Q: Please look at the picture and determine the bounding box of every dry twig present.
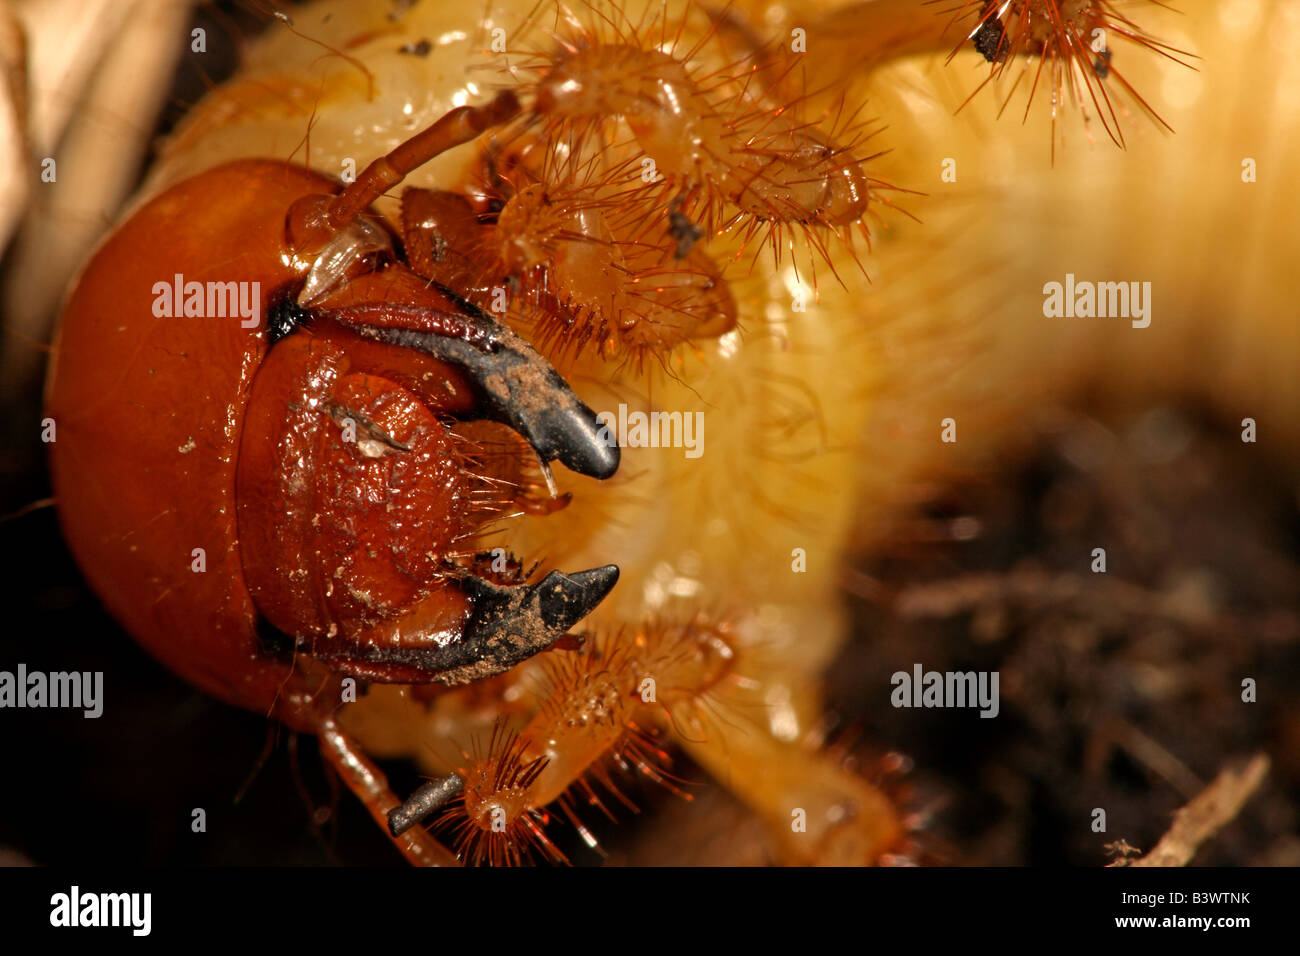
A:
[1112,753,1270,867]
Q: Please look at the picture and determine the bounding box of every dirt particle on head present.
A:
[505,361,574,416]
[973,17,1006,63]
[668,204,703,259]
[482,373,509,403]
[398,38,432,57]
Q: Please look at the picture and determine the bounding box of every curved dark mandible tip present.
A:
[308,566,621,689]
[532,564,621,632]
[410,564,620,686]
[332,296,620,481]
[462,564,621,646]
[527,402,620,481]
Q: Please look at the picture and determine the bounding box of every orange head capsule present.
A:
[44,92,623,865]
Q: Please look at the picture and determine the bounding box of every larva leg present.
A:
[415,161,739,365]
[428,615,906,865]
[316,716,462,866]
[437,620,742,863]
[811,0,953,61]
[517,12,884,280]
[785,1,1189,151]
[672,716,904,865]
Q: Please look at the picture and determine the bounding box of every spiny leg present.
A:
[316,716,462,866]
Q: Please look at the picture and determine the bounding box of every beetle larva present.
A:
[25,0,1297,866]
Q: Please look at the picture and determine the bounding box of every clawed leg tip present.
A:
[388,773,465,837]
